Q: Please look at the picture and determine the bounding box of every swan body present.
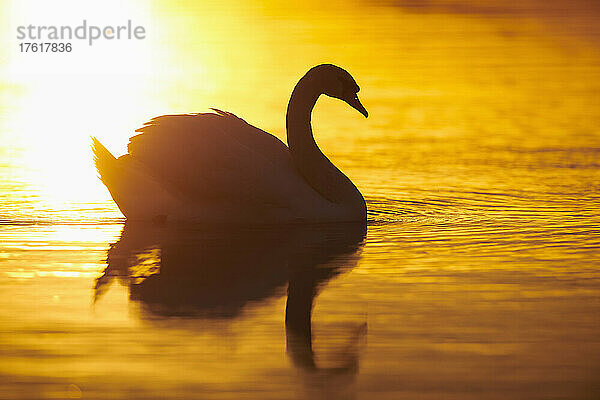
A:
[92,64,368,223]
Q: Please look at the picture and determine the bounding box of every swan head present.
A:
[309,64,368,118]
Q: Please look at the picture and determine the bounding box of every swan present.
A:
[92,64,368,223]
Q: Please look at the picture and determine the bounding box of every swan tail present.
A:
[91,137,118,186]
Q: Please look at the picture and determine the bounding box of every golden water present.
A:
[1,1,599,398]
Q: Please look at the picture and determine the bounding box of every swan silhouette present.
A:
[92,64,368,223]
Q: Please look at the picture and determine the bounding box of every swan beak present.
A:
[348,95,368,118]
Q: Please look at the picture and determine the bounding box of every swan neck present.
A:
[286,75,320,147]
[286,73,366,220]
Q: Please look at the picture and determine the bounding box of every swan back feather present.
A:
[127,112,298,207]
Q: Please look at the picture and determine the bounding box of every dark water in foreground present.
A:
[1,0,600,399]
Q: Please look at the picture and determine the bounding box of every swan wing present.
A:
[126,111,297,208]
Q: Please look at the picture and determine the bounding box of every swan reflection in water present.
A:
[95,221,366,394]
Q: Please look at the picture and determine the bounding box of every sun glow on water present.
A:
[1,0,170,221]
